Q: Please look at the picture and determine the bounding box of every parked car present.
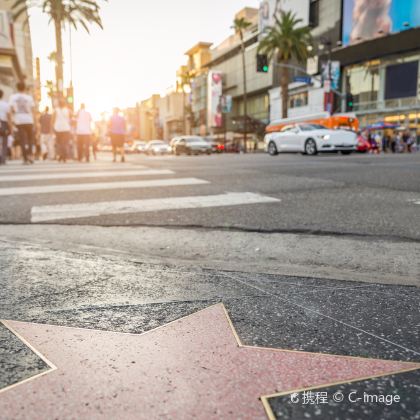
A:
[173,136,212,155]
[264,123,358,156]
[132,140,147,154]
[145,140,172,155]
[204,137,225,153]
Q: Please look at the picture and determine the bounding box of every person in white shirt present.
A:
[0,89,11,164]
[76,103,92,162]
[9,81,36,164]
[52,99,72,163]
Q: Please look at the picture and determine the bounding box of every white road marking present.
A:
[0,178,208,196]
[0,169,174,182]
[1,160,119,167]
[0,165,145,174]
[31,192,280,222]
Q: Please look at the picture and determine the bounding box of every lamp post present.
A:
[317,38,342,114]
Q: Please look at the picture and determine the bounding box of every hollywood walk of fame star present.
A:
[0,304,418,419]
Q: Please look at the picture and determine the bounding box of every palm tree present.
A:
[11,0,105,96]
[258,11,312,119]
[232,17,251,152]
[179,68,192,135]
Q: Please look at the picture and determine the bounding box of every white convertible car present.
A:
[264,123,358,156]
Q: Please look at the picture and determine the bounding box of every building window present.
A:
[385,61,418,100]
[309,0,320,28]
[344,61,380,105]
[289,91,308,109]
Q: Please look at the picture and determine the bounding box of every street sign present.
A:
[293,76,312,84]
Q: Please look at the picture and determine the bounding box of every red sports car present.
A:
[357,135,371,153]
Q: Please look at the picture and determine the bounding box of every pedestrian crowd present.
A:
[358,129,418,154]
[0,81,128,165]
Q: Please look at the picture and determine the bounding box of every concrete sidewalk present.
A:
[1,224,418,286]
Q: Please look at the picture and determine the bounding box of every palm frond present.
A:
[258,10,312,62]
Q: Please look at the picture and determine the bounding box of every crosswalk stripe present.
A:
[0,169,174,182]
[0,178,208,196]
[2,159,119,166]
[31,192,280,222]
[0,165,145,174]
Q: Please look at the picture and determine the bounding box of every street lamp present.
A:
[318,38,342,114]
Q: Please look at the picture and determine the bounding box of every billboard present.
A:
[342,0,420,46]
[221,95,233,114]
[207,71,223,128]
[259,0,309,35]
[321,61,341,90]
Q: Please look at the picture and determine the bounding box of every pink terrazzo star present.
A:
[1,304,418,419]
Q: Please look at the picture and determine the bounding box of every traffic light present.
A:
[346,93,354,112]
[256,54,269,73]
[66,85,74,110]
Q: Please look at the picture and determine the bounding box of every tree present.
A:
[179,68,192,135]
[232,17,251,153]
[258,11,312,119]
[11,0,105,96]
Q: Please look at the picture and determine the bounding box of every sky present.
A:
[28,0,260,117]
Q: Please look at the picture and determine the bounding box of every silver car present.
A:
[145,140,172,155]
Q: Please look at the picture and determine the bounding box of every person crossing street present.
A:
[53,99,72,163]
[9,81,36,164]
[39,107,54,160]
[108,108,127,163]
[76,103,92,162]
[0,89,10,165]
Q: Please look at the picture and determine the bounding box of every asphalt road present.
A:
[1,152,419,419]
[0,152,419,240]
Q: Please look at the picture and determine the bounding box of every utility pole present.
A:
[240,32,247,153]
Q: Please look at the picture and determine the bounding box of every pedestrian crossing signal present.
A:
[257,54,269,73]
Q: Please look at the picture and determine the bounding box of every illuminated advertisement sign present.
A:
[342,0,420,46]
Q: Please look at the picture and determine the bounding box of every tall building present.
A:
[335,0,420,129]
[0,0,34,97]
[270,0,420,130]
[158,90,185,141]
[138,94,161,141]
[204,7,271,140]
[185,42,212,136]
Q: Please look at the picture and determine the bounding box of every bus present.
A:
[266,112,359,133]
